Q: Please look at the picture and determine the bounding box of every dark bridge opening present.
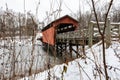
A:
[57,23,75,34]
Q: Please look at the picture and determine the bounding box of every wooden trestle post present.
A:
[76,44,79,58]
[56,42,62,56]
[119,25,120,39]
[88,22,93,47]
[82,45,85,56]
[56,43,59,56]
[65,42,67,53]
[105,18,111,48]
[69,42,72,58]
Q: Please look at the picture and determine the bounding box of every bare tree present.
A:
[91,0,114,80]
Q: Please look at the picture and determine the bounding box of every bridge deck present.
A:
[56,29,100,45]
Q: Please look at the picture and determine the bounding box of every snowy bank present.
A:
[19,41,120,80]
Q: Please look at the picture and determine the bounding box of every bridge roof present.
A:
[42,15,78,31]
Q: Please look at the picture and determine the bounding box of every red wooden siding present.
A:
[42,27,55,45]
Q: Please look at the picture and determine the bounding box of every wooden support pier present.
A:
[55,36,95,58]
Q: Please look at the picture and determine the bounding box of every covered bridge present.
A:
[41,15,79,45]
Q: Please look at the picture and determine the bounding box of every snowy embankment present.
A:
[20,41,120,80]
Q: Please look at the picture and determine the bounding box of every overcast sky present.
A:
[0,0,120,22]
[0,0,90,21]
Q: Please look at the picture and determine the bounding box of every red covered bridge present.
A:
[40,15,100,57]
[41,15,79,45]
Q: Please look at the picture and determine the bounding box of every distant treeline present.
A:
[0,9,38,38]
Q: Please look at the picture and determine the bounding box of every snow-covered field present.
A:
[0,36,61,80]
[19,41,120,80]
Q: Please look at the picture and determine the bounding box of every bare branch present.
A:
[103,0,114,34]
[91,0,102,36]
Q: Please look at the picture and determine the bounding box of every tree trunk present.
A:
[101,35,108,80]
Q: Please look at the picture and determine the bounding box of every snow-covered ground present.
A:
[0,35,120,80]
[0,36,61,79]
[19,41,120,80]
